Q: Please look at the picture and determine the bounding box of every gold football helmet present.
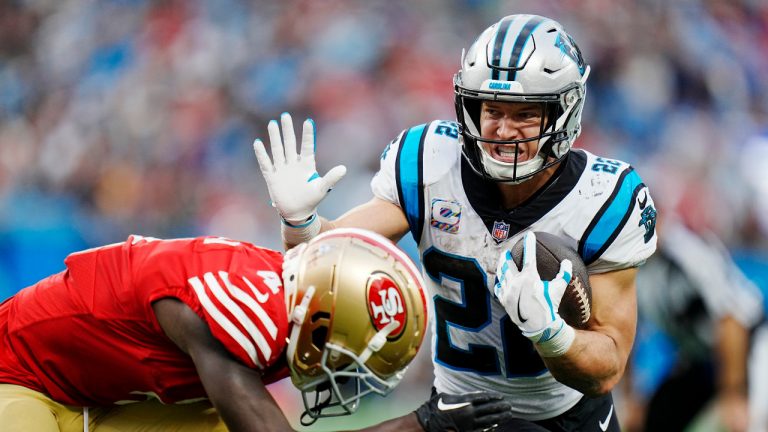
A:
[282,228,428,425]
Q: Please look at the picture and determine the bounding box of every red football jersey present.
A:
[0,235,290,406]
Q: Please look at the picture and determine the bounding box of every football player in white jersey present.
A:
[254,14,658,432]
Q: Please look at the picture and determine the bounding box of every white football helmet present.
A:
[455,14,591,183]
[282,228,427,425]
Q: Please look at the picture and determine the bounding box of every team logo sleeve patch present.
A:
[637,191,657,243]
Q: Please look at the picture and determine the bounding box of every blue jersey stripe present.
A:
[579,168,644,264]
[395,124,427,244]
[508,16,546,81]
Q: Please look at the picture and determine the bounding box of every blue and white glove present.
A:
[494,231,575,357]
[253,113,346,242]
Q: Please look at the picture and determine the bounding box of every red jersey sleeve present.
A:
[186,267,286,369]
[131,236,289,371]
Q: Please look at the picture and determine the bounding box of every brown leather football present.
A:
[510,232,592,329]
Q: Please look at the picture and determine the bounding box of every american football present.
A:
[511,232,592,329]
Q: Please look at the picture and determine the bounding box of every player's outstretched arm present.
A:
[153,298,295,432]
[353,391,515,432]
[495,232,637,396]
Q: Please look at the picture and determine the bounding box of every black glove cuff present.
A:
[414,403,431,431]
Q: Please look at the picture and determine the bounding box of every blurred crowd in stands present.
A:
[1,0,767,429]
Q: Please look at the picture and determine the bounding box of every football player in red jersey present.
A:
[0,228,514,432]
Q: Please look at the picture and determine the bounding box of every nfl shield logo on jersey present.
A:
[492,220,510,242]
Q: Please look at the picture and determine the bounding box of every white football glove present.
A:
[494,232,574,356]
[253,113,346,224]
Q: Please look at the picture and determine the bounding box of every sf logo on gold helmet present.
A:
[367,273,406,338]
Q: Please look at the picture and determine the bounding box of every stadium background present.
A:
[0,0,767,430]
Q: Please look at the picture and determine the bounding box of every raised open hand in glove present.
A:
[253,113,346,224]
[494,231,575,357]
[415,391,513,432]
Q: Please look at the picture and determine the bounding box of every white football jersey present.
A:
[371,120,658,420]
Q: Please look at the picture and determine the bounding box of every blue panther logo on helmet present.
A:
[554,32,586,75]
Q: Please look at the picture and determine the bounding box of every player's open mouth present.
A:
[492,145,527,163]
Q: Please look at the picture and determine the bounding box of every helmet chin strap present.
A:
[286,285,316,368]
[478,147,546,183]
[477,121,555,183]
[357,319,400,364]
[282,243,307,316]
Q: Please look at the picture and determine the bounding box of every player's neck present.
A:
[496,163,560,209]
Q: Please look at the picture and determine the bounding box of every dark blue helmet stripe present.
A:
[490,17,514,80]
[508,15,546,81]
[579,168,644,265]
[395,123,427,244]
